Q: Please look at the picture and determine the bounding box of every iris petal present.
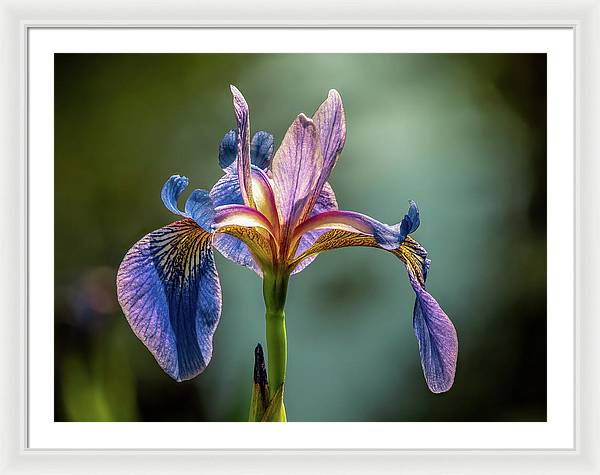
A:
[218,130,274,173]
[209,169,275,275]
[304,89,346,217]
[218,130,237,172]
[230,85,254,208]
[271,113,323,231]
[292,182,338,274]
[407,265,457,393]
[289,229,457,393]
[161,176,214,232]
[161,175,189,216]
[293,207,410,251]
[116,219,222,382]
[251,131,274,170]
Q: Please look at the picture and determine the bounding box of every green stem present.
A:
[263,271,289,399]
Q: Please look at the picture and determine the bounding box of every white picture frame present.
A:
[1,0,598,473]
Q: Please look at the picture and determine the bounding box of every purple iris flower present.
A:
[116,86,458,396]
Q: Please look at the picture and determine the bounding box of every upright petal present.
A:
[230,85,254,208]
[289,225,457,394]
[218,130,274,173]
[271,113,323,231]
[218,130,238,173]
[305,89,346,215]
[251,131,274,170]
[116,219,221,382]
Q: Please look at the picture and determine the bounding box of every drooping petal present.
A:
[407,264,457,393]
[161,175,214,232]
[251,131,274,170]
[289,229,457,394]
[116,219,221,382]
[291,182,338,274]
[304,89,346,216]
[271,113,323,231]
[230,85,254,208]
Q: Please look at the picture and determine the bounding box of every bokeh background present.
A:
[54,53,546,422]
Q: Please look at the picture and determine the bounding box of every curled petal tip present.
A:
[298,113,314,127]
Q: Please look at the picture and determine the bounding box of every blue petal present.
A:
[218,130,238,172]
[219,130,274,172]
[406,265,457,393]
[161,175,189,216]
[399,200,420,237]
[209,173,260,274]
[185,189,215,231]
[117,219,222,381]
[250,131,274,169]
[161,176,214,232]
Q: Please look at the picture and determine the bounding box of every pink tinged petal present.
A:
[305,89,346,215]
[230,85,254,208]
[116,219,222,382]
[291,182,338,274]
[293,209,405,250]
[250,166,280,231]
[214,204,274,238]
[406,266,458,393]
[271,113,324,232]
[212,233,262,276]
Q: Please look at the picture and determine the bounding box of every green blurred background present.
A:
[54,53,546,422]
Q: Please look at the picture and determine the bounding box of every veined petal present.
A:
[215,224,273,271]
[161,175,214,232]
[251,131,274,170]
[116,219,221,382]
[407,262,457,393]
[271,113,324,231]
[218,130,238,173]
[230,85,254,208]
[304,89,346,217]
[219,130,274,173]
[209,168,277,274]
[213,204,276,271]
[289,230,457,393]
[161,175,189,216]
[214,204,274,237]
[292,204,417,251]
[291,182,338,274]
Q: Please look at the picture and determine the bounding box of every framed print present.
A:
[1,0,599,473]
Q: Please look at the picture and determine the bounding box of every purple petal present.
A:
[271,113,323,230]
[305,89,346,215]
[230,85,254,207]
[116,219,222,382]
[406,266,458,393]
[292,182,338,274]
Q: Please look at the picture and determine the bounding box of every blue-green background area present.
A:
[54,53,546,422]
